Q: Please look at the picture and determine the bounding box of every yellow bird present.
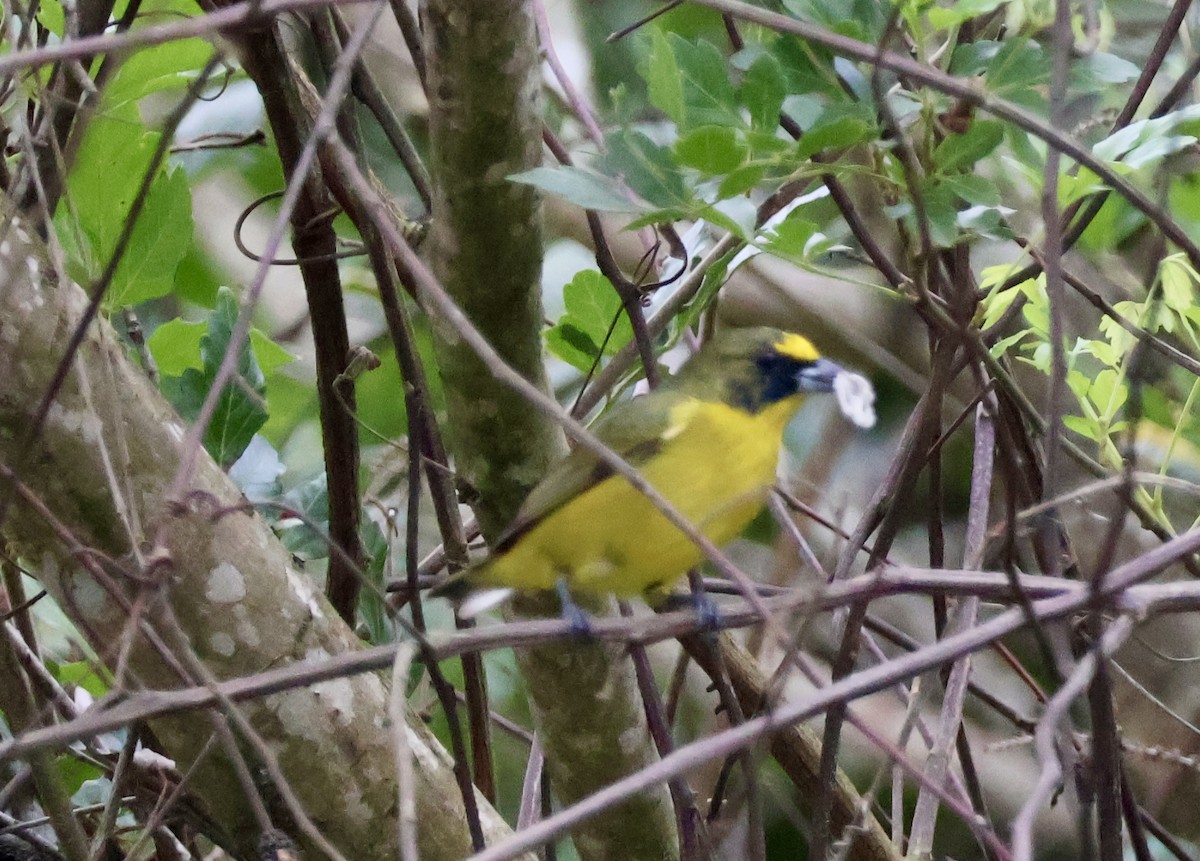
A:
[436,327,873,617]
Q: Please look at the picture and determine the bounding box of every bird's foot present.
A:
[555,579,595,639]
[658,591,723,633]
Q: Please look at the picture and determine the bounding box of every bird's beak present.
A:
[795,358,843,393]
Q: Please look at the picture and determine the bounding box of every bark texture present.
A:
[423,2,678,859]
[0,216,519,861]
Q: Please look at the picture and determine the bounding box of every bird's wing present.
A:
[490,390,692,553]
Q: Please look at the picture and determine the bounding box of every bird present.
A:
[434,326,874,619]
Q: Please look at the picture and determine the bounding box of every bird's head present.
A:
[672,327,865,419]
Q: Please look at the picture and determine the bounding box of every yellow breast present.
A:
[483,396,802,596]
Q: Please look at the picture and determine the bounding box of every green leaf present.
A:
[926,0,1005,28]
[939,174,1001,206]
[695,203,751,239]
[644,29,685,124]
[762,217,818,262]
[783,0,886,40]
[56,757,104,797]
[104,39,214,107]
[796,112,873,158]
[671,34,740,128]
[604,130,689,208]
[147,319,207,376]
[53,110,194,309]
[151,320,294,379]
[54,110,152,266]
[933,120,1004,173]
[260,373,317,449]
[1066,369,1093,401]
[922,184,962,247]
[744,128,794,158]
[565,271,624,344]
[545,324,599,373]
[675,125,747,174]
[250,330,298,376]
[1072,52,1140,89]
[36,1,64,35]
[358,517,391,644]
[773,39,842,100]
[277,475,332,559]
[1160,255,1198,313]
[741,52,786,129]
[51,660,109,700]
[984,38,1048,109]
[546,270,637,372]
[949,40,997,77]
[1063,414,1100,440]
[1089,369,1128,416]
[106,166,194,307]
[717,163,767,199]
[956,204,1013,240]
[159,288,269,468]
[509,166,646,213]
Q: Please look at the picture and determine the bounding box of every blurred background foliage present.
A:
[9,0,1200,857]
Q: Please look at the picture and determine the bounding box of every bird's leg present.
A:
[650,575,723,633]
[554,578,594,638]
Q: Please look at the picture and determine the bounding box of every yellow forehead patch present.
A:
[773,333,820,362]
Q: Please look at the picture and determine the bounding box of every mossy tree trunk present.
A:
[422,2,679,859]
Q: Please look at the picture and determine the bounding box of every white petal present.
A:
[833,371,876,429]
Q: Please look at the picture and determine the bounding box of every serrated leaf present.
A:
[926,0,1005,28]
[796,114,872,158]
[53,108,194,309]
[54,110,154,266]
[563,271,623,345]
[1072,52,1140,88]
[783,0,886,40]
[151,321,293,378]
[984,38,1048,108]
[671,34,740,128]
[603,130,689,208]
[277,474,331,559]
[1160,255,1198,312]
[933,120,1004,173]
[105,39,214,107]
[147,319,207,376]
[546,268,638,373]
[509,166,646,213]
[717,163,767,199]
[250,330,297,375]
[159,288,268,468]
[644,29,685,124]
[675,125,747,174]
[105,166,193,307]
[546,323,600,373]
[742,52,786,129]
[923,185,962,247]
[1089,369,1127,415]
[1063,415,1100,440]
[938,174,1002,206]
